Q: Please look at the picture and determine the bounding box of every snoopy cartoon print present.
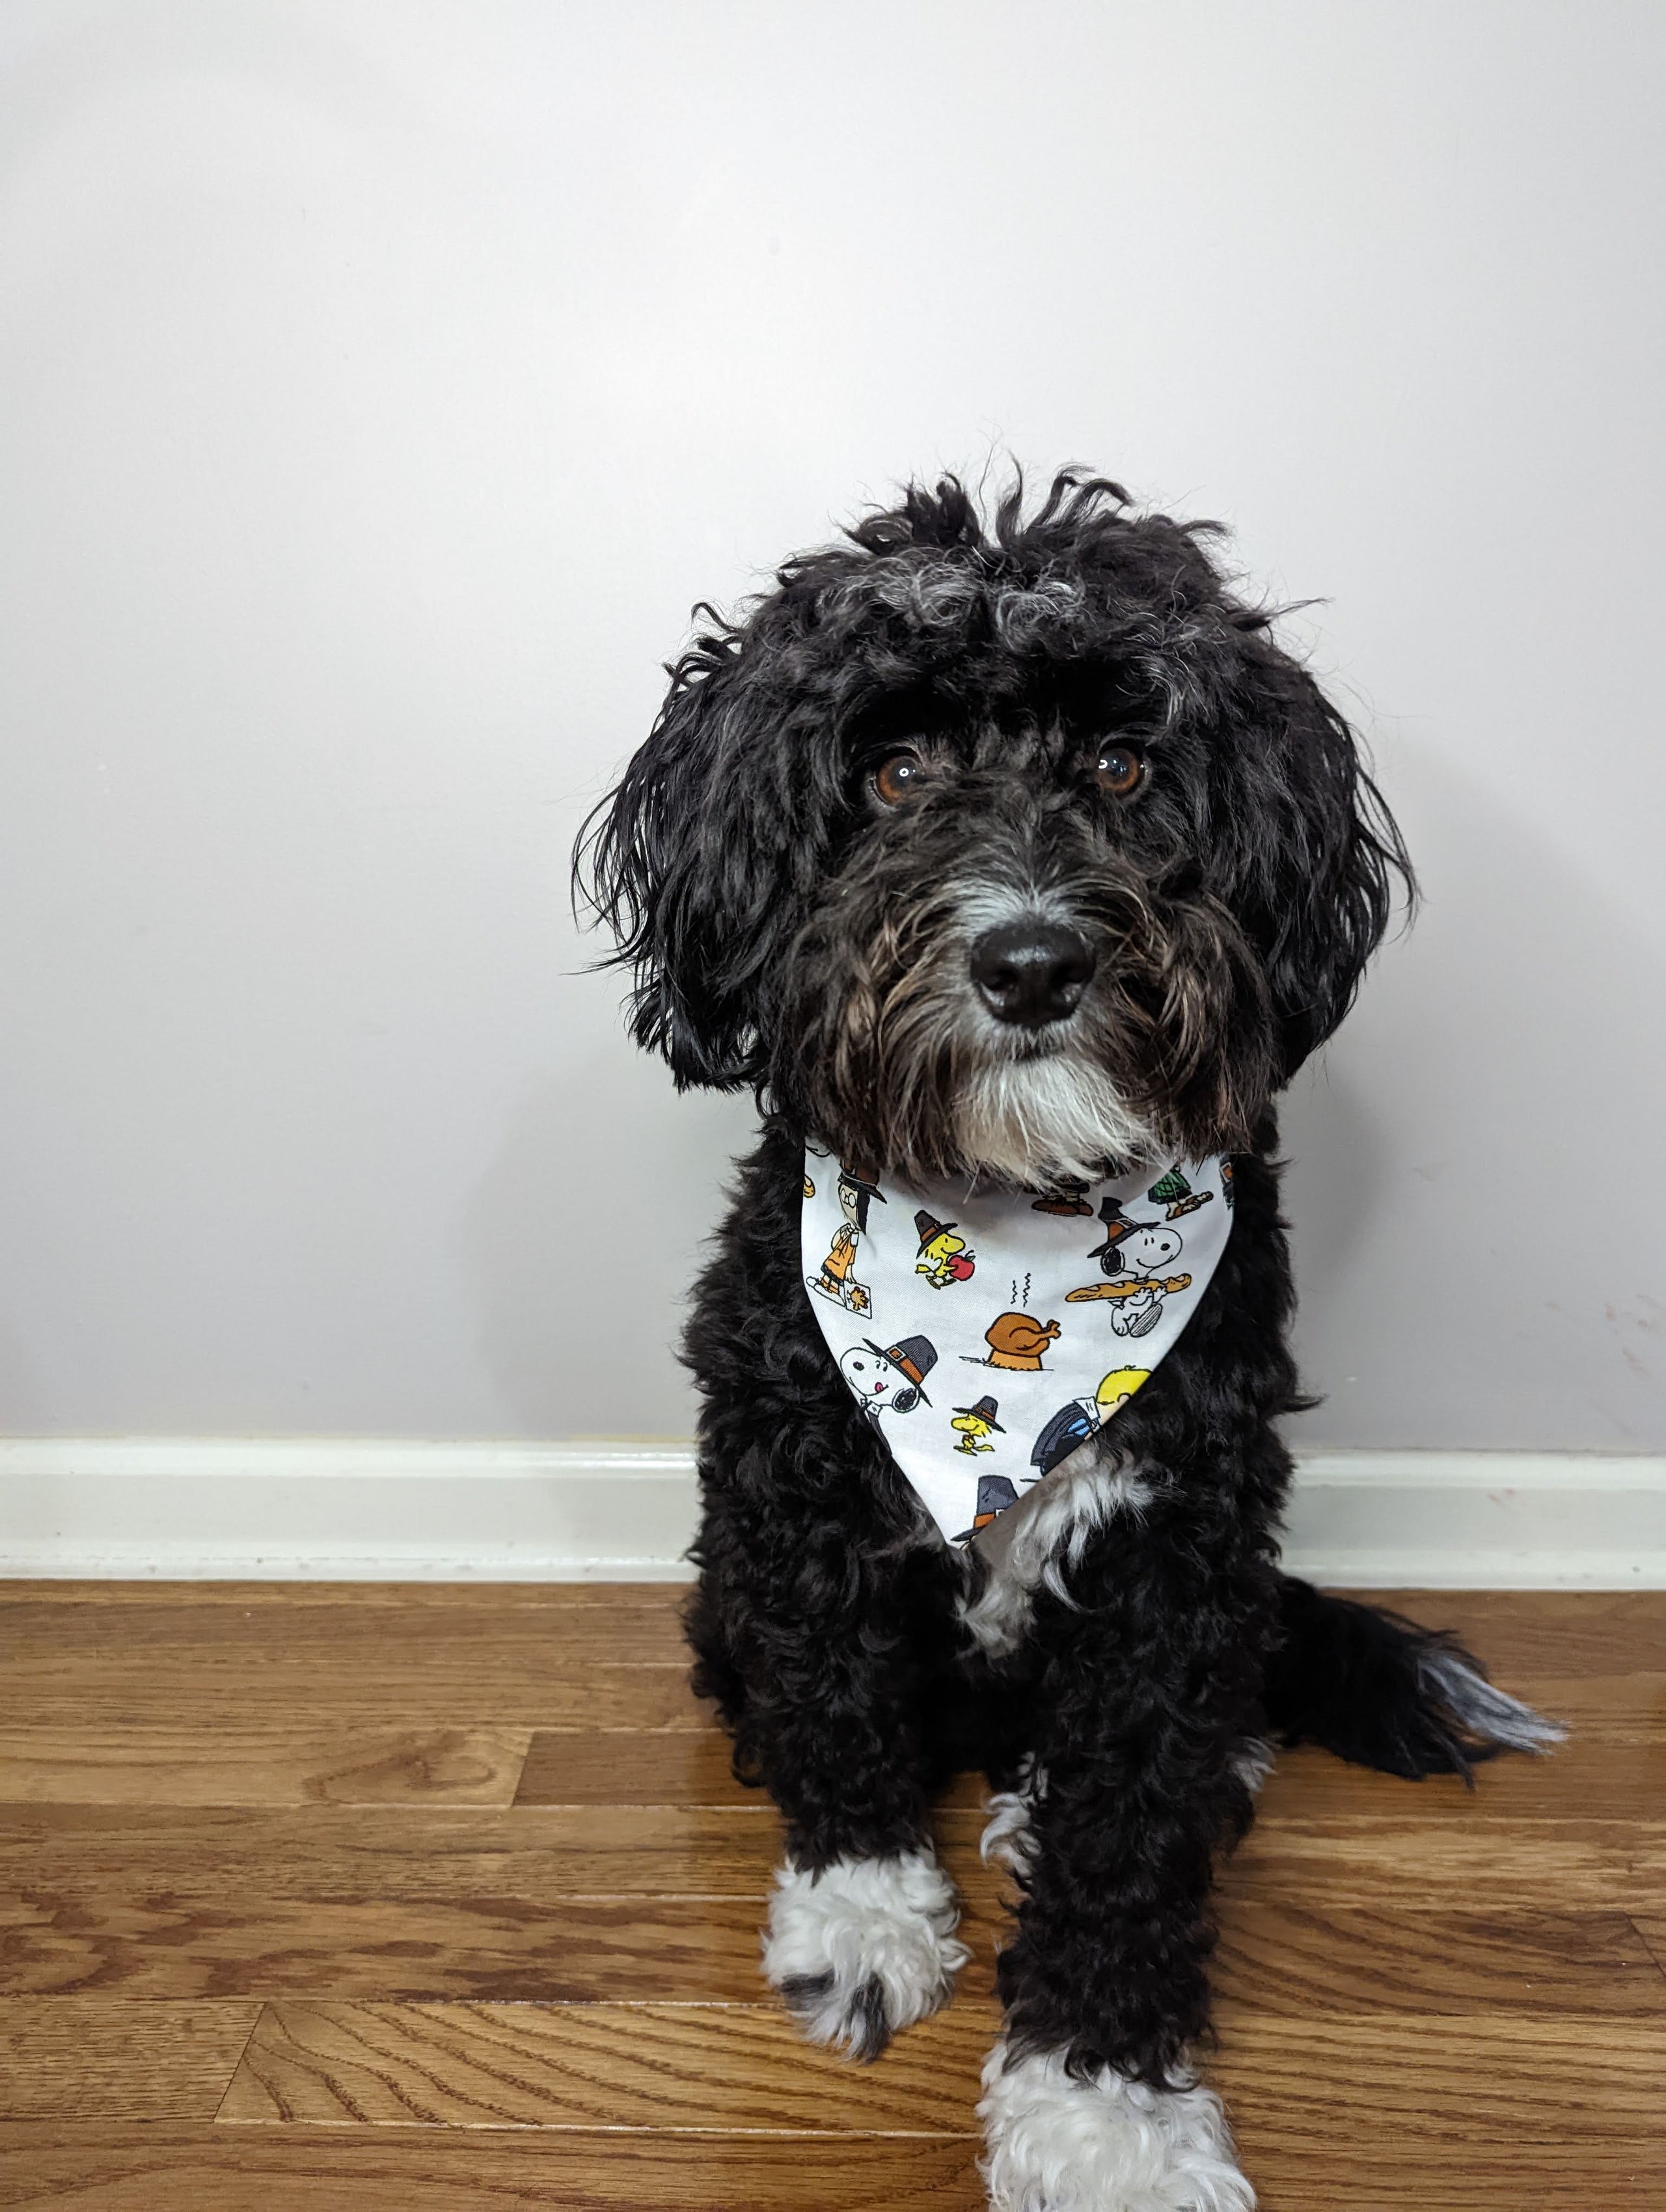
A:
[914,1209,975,1290]
[1065,1198,1192,1338]
[838,1334,937,1420]
[809,1163,885,1317]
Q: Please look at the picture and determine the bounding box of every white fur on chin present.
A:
[953,1052,1162,1187]
[979,2041,1254,2212]
[761,1849,968,2058]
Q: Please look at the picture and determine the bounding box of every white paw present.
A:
[761,1848,970,2058]
[979,2040,1254,2212]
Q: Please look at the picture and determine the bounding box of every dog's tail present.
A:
[1264,1575,1566,1782]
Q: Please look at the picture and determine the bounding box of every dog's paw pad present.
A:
[762,1851,968,2060]
[979,2041,1254,2212]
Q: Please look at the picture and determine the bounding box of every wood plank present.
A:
[0,2125,987,2211]
[1255,1733,1666,1820]
[0,1593,695,1725]
[1481,1673,1666,1746]
[513,1729,985,1810]
[0,1895,799,2002]
[1211,1901,1666,2016]
[1623,1914,1666,1977]
[1244,2135,1666,2212]
[1350,1590,1666,1679]
[0,1662,696,1731]
[10,1882,1663,2017]
[12,1794,1666,1917]
[511,1720,1659,1822]
[218,2000,992,2132]
[515,1727,748,1808]
[6,1580,1656,1651]
[7,1587,1660,1731]
[0,1727,531,1809]
[0,1582,691,1614]
[0,2125,1658,2212]
[1212,1815,1666,1911]
[1213,2010,1666,2140]
[0,1998,259,2121]
[0,1805,789,1900]
[218,2001,1666,2144]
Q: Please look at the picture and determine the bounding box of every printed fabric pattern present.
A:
[800,1148,1235,1547]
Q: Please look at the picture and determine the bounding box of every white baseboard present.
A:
[0,1440,1661,1587]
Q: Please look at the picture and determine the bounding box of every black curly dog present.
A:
[577,474,1558,2208]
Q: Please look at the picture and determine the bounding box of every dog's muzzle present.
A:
[969,922,1096,1029]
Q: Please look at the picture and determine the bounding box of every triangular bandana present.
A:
[800,1148,1235,1547]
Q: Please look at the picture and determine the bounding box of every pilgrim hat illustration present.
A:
[838,1164,887,1202]
[1087,1196,1146,1268]
[862,1333,937,1409]
[954,1472,1022,1543]
[913,1207,959,1249]
[952,1394,1005,1431]
[1031,1178,1095,1217]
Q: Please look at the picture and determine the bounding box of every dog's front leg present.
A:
[978,1522,1266,2211]
[688,1479,969,2060]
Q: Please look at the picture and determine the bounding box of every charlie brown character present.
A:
[1030,1366,1151,1477]
[810,1163,885,1315]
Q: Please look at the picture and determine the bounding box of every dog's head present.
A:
[577,472,1411,1183]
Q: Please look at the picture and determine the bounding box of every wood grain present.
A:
[0,1660,696,1731]
[514,1726,754,1807]
[1210,1900,1666,2015]
[0,2125,989,2211]
[1255,1732,1666,1818]
[1212,2011,1666,2140]
[1362,1590,1666,1679]
[514,1728,987,1809]
[12,1889,1663,2016]
[0,1999,260,2120]
[216,1999,1666,2142]
[0,1589,694,1725]
[1,2124,1659,2212]
[0,1804,789,1898]
[0,1895,810,2001]
[219,2000,990,2131]
[0,1727,532,1807]
[0,1582,1661,2208]
[1216,1814,1666,1910]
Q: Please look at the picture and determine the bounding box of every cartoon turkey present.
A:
[979,1310,1062,1371]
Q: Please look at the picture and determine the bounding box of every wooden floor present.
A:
[0,1587,1660,2211]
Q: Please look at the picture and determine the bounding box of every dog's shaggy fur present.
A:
[577,472,1560,2208]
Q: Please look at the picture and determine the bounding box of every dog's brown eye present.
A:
[873,751,927,806]
[1095,744,1145,798]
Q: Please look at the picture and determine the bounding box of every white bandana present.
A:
[801,1147,1235,1549]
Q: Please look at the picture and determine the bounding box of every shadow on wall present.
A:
[462,1047,754,1438]
[1280,740,1666,1450]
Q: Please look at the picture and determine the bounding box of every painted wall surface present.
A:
[1,1,1661,1449]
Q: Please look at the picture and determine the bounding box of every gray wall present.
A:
[1,0,1661,1450]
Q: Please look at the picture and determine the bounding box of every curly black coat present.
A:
[577,473,1538,2095]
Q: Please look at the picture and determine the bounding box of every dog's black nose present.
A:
[969,923,1096,1027]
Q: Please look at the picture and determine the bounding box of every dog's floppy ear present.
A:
[574,617,802,1090]
[1223,640,1415,1081]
